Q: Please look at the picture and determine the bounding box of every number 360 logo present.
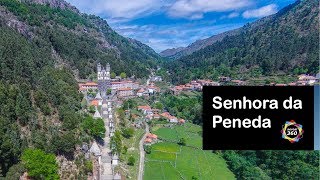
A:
[281,120,304,143]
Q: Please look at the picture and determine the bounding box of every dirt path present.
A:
[138,123,149,180]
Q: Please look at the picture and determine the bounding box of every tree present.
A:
[84,160,93,174]
[88,105,95,113]
[178,138,186,146]
[21,149,59,180]
[82,116,106,139]
[52,132,77,155]
[110,130,122,155]
[154,102,163,110]
[122,127,134,139]
[15,93,31,125]
[128,156,135,166]
[5,163,26,180]
[120,72,127,79]
[144,145,152,154]
[107,88,112,95]
[91,118,106,139]
[111,72,116,79]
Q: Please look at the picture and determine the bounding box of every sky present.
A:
[65,0,296,52]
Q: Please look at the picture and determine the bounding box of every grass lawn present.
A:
[144,161,180,179]
[119,128,144,179]
[144,123,235,180]
[153,127,178,141]
[144,143,235,180]
[153,123,202,148]
[152,142,180,153]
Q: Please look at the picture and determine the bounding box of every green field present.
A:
[117,128,144,179]
[145,124,235,180]
[153,123,202,148]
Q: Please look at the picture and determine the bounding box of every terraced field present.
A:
[144,123,235,180]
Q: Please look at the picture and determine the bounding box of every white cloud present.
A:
[242,4,278,19]
[112,22,243,52]
[167,0,252,19]
[228,12,239,18]
[66,0,167,20]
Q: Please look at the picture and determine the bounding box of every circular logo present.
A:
[281,120,304,143]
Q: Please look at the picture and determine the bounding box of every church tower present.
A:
[106,63,110,80]
[97,62,112,97]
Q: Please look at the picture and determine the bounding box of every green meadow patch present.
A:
[152,142,180,153]
[153,123,202,148]
[145,123,235,180]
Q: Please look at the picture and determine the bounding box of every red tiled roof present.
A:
[144,138,152,143]
[112,81,133,84]
[91,100,99,107]
[85,82,98,86]
[118,88,132,91]
[138,105,151,110]
[147,133,158,139]
[137,88,145,93]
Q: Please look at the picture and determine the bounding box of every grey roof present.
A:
[93,109,102,119]
[89,141,101,156]
[95,92,102,99]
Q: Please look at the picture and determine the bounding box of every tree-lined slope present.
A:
[167,0,319,84]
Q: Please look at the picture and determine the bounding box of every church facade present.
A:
[97,63,112,97]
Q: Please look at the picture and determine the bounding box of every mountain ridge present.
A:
[160,28,241,59]
[166,0,318,84]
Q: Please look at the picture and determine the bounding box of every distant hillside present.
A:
[160,28,241,59]
[167,0,319,84]
[159,47,185,57]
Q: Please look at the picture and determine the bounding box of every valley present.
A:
[0,0,319,179]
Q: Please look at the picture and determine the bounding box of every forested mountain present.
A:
[0,0,161,79]
[0,0,160,178]
[166,0,319,84]
[160,28,241,59]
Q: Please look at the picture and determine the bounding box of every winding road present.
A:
[138,123,149,180]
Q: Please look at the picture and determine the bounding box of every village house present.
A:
[160,112,178,123]
[111,81,135,90]
[275,84,287,86]
[171,86,184,95]
[171,79,220,95]
[117,88,134,98]
[144,138,152,144]
[78,82,98,92]
[144,133,158,144]
[137,105,153,115]
[150,76,163,82]
[231,80,247,86]
[146,83,160,94]
[197,79,220,87]
[219,76,231,82]
[298,74,318,85]
[179,119,186,124]
[90,99,99,107]
[288,82,297,86]
[137,88,149,97]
